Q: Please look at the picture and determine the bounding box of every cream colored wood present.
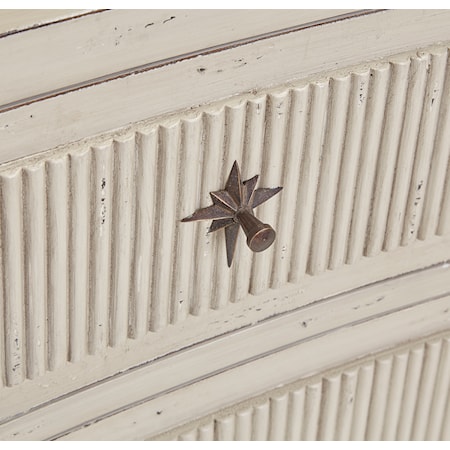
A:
[68,148,90,362]
[402,49,448,247]
[110,137,135,346]
[0,9,87,35]
[157,334,450,441]
[1,43,450,398]
[23,164,46,379]
[309,75,349,275]
[130,131,158,338]
[385,54,429,251]
[0,236,449,425]
[89,143,113,354]
[366,59,410,257]
[46,157,69,372]
[290,81,329,280]
[420,56,450,239]
[347,63,390,263]
[0,170,25,386]
[331,70,370,269]
[0,9,357,107]
[0,10,449,441]
[382,352,409,440]
[0,261,449,440]
[2,11,450,163]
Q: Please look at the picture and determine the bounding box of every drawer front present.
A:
[0,10,449,440]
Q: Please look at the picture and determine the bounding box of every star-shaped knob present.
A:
[182,161,282,267]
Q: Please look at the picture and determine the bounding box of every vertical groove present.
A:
[88,144,113,354]
[309,76,350,275]
[46,156,68,370]
[192,109,224,315]
[23,165,46,379]
[233,96,266,301]
[329,70,370,270]
[215,415,235,440]
[347,64,390,264]
[290,81,329,282]
[384,54,429,251]
[158,334,450,441]
[178,429,197,441]
[129,130,158,339]
[350,363,374,440]
[234,408,252,441]
[302,381,322,440]
[250,91,289,295]
[426,337,450,439]
[440,379,450,440]
[68,148,90,362]
[251,401,270,440]
[268,393,289,440]
[171,116,202,324]
[318,375,341,440]
[396,345,425,440]
[1,170,25,385]
[109,137,135,347]
[437,157,450,235]
[0,46,449,389]
[198,422,214,441]
[272,86,308,288]
[411,340,442,440]
[286,387,305,441]
[366,357,393,440]
[402,49,448,245]
[150,123,180,331]
[381,351,409,440]
[366,58,411,257]
[213,102,246,308]
[420,49,450,239]
[336,370,358,440]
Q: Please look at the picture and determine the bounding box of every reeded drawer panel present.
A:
[1,43,450,393]
[160,333,450,441]
[1,10,450,441]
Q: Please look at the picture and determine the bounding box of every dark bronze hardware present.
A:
[182,161,282,267]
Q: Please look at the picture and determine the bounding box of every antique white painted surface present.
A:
[0,9,449,441]
[0,9,357,107]
[2,262,450,440]
[1,43,450,389]
[160,334,450,441]
[0,9,87,35]
[2,10,450,163]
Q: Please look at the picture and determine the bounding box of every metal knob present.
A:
[182,161,282,267]
[235,209,276,253]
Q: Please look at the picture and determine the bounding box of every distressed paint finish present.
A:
[0,46,449,393]
[0,19,449,440]
[2,261,449,440]
[163,335,450,441]
[2,12,450,163]
[0,9,357,106]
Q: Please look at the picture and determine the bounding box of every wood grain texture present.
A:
[0,45,450,391]
[162,335,450,441]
